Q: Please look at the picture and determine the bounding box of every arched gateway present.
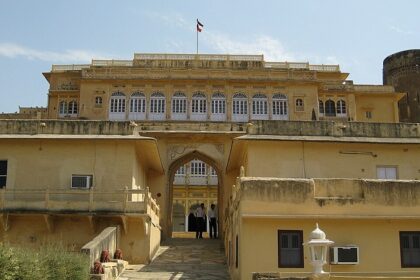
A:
[166,150,225,239]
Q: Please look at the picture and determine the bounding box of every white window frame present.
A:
[68,100,78,117]
[58,101,68,117]
[251,94,268,120]
[150,92,166,120]
[272,94,288,120]
[337,99,347,117]
[171,92,187,120]
[210,92,226,121]
[109,91,126,120]
[190,160,206,176]
[71,174,93,189]
[376,166,398,179]
[232,93,248,122]
[191,92,207,121]
[129,92,146,120]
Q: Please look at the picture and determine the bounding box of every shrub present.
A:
[0,243,90,280]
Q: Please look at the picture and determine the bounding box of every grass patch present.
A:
[0,243,90,280]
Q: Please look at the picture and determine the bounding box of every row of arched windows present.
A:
[108,91,289,121]
[58,100,78,117]
[319,99,347,117]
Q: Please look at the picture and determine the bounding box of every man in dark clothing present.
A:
[208,204,217,238]
[195,203,205,239]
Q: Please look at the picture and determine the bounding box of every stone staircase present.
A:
[119,238,230,279]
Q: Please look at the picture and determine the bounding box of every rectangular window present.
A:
[71,175,93,189]
[377,166,398,179]
[278,230,304,268]
[400,232,420,267]
[0,160,7,188]
[366,111,372,119]
[235,235,239,268]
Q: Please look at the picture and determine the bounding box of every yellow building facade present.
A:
[0,53,419,280]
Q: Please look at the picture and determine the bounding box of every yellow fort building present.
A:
[1,53,420,280]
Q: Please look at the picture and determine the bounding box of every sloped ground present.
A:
[119,238,230,279]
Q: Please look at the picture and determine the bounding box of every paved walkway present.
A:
[119,238,230,280]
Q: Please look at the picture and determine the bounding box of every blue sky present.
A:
[0,0,419,113]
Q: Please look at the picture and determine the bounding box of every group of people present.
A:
[194,203,217,239]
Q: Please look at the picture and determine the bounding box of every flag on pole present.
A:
[197,19,204,32]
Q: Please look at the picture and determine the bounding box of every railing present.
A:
[51,64,90,72]
[81,227,118,268]
[134,53,264,61]
[0,188,159,216]
[92,60,133,67]
[353,85,395,93]
[265,62,340,72]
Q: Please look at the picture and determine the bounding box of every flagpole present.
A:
[196,28,198,54]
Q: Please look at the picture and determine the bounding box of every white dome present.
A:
[310,223,326,240]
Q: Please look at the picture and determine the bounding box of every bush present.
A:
[0,243,90,280]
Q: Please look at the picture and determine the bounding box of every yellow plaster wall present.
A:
[355,95,399,122]
[246,141,420,179]
[0,139,136,190]
[238,218,420,280]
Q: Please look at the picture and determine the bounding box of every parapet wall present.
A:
[235,178,420,216]
[1,119,419,138]
[248,120,420,138]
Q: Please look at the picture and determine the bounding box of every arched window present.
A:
[232,93,248,122]
[59,101,67,117]
[211,92,226,121]
[325,99,336,117]
[319,100,324,116]
[68,101,78,116]
[128,92,146,120]
[295,98,304,112]
[272,94,288,120]
[109,91,126,120]
[172,92,187,120]
[191,92,207,121]
[251,94,268,120]
[150,92,165,120]
[337,99,347,116]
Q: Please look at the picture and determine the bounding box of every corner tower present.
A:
[383,49,420,122]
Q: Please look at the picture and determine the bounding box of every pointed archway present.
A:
[166,150,224,239]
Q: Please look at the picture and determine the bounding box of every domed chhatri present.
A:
[310,223,326,240]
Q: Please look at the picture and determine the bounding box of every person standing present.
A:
[208,204,217,239]
[195,203,205,239]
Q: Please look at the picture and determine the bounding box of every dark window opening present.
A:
[278,230,304,268]
[400,232,420,267]
[0,160,7,188]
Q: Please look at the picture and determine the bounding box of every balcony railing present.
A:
[51,64,90,72]
[265,62,340,72]
[134,53,264,61]
[0,188,160,217]
[92,60,133,67]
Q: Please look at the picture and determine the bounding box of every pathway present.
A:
[119,238,230,280]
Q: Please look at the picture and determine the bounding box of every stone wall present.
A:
[383,49,420,122]
[1,119,419,138]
